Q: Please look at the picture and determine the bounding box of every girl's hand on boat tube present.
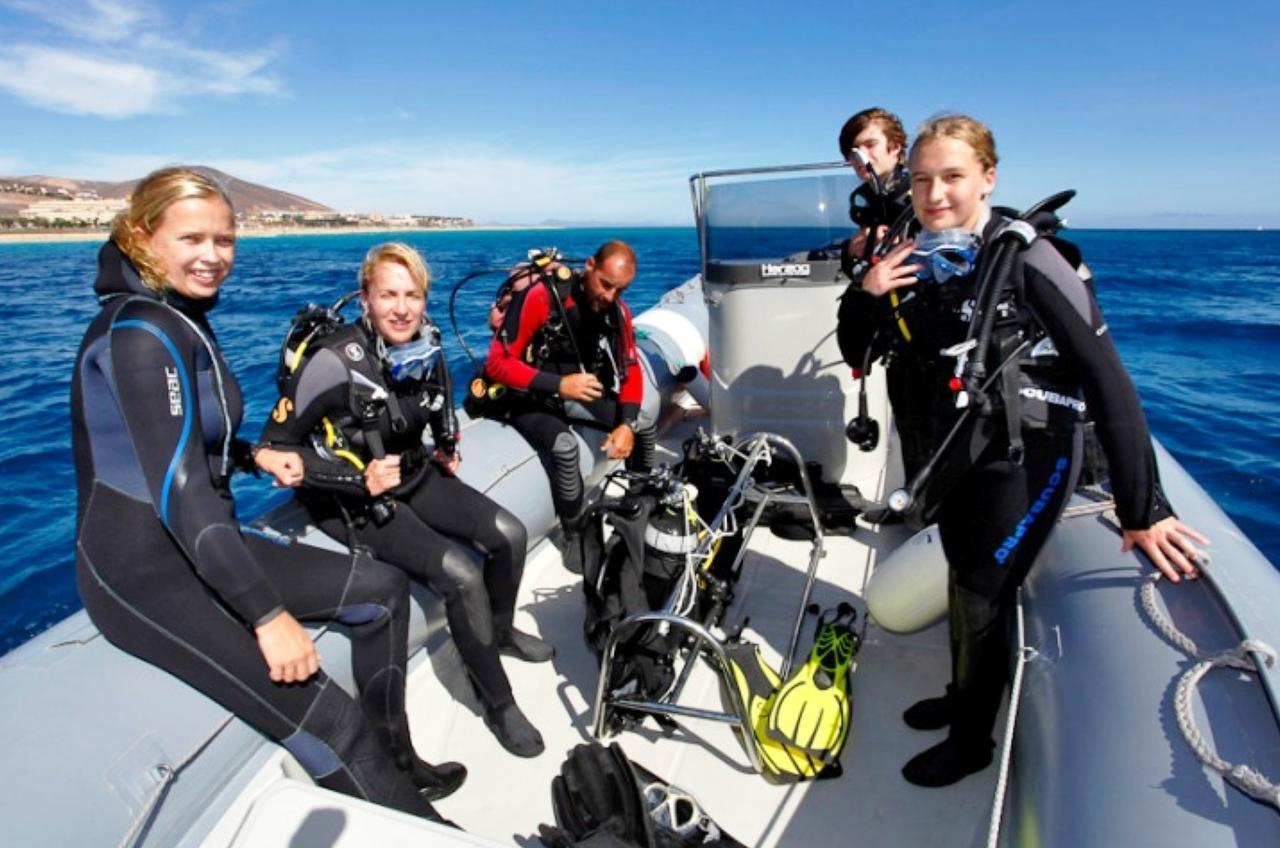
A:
[1122,517,1210,583]
[254,611,319,684]
[255,447,304,488]
[364,455,401,497]
[861,239,920,297]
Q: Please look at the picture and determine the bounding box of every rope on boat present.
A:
[115,714,237,848]
[1139,570,1280,810]
[986,590,1033,848]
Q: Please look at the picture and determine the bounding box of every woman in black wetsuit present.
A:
[852,116,1208,787]
[71,168,464,820]
[259,242,550,758]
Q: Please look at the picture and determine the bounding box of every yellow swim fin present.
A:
[764,604,859,764]
[722,639,827,782]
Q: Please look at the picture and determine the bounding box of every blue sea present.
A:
[1,227,1277,654]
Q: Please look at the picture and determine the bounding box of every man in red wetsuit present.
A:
[484,240,655,572]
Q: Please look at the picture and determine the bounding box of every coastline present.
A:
[0,223,566,246]
[0,222,563,245]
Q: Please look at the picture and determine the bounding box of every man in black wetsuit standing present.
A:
[835,108,949,526]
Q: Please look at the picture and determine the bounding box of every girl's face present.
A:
[362,260,425,346]
[910,137,996,232]
[141,196,236,299]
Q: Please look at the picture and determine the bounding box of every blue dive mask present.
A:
[385,335,442,383]
[910,229,980,284]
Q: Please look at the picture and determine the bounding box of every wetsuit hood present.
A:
[95,240,152,300]
[94,239,219,315]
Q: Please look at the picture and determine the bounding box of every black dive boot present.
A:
[902,736,994,787]
[558,513,585,575]
[902,582,1003,787]
[903,685,955,730]
[395,751,468,802]
[498,627,555,663]
[375,714,467,802]
[484,701,545,758]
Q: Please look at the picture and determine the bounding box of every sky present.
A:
[1,0,1278,227]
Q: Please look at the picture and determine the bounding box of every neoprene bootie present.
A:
[559,531,584,575]
[498,627,555,663]
[395,751,468,802]
[485,701,545,758]
[901,737,994,787]
[903,685,955,730]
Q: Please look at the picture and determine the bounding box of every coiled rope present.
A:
[1139,567,1280,809]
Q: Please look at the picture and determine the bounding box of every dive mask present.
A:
[385,334,442,383]
[910,229,980,284]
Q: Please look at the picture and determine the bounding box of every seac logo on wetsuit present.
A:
[164,367,182,416]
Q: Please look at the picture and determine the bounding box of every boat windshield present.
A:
[689,163,858,268]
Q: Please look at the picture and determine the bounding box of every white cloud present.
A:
[0,0,282,117]
[1,0,158,43]
[65,140,703,224]
[246,142,698,223]
[0,46,162,117]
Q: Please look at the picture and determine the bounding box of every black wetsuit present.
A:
[838,166,947,524]
[71,242,435,818]
[841,214,1172,749]
[260,321,528,712]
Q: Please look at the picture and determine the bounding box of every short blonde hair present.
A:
[910,114,998,172]
[111,166,234,293]
[360,242,431,295]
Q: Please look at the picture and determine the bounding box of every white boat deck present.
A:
[206,441,1006,847]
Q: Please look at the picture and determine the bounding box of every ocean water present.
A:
[1,227,1277,654]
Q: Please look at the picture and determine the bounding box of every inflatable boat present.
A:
[0,163,1276,847]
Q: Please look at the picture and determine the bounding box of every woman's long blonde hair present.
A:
[110,167,235,292]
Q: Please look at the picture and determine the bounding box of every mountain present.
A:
[0,167,332,216]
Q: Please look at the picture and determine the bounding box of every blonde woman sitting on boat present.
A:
[70,167,463,821]
[259,242,550,758]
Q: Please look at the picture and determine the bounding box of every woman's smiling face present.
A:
[910,136,996,232]
[140,195,236,299]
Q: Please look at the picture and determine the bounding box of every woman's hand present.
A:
[560,372,603,402]
[1122,516,1210,583]
[433,447,460,476]
[861,239,920,297]
[255,447,304,488]
[602,423,635,460]
[365,454,401,497]
[254,611,319,684]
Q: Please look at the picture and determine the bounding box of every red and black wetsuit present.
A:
[484,275,653,520]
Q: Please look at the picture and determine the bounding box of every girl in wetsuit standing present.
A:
[853,116,1208,787]
[259,242,550,758]
[71,168,464,819]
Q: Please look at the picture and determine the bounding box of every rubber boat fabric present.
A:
[720,604,860,783]
[541,741,745,848]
